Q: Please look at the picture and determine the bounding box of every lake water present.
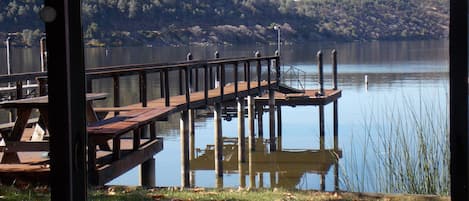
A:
[0,40,449,193]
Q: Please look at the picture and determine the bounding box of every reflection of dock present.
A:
[190,138,342,189]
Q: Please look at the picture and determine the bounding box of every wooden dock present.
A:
[0,50,342,188]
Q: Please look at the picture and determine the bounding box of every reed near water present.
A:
[343,92,450,195]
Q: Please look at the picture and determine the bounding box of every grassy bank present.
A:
[0,185,450,201]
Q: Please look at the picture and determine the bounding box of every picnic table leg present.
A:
[133,128,141,151]
[9,108,32,141]
[112,137,121,160]
[85,102,99,123]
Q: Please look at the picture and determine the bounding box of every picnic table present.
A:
[0,93,107,163]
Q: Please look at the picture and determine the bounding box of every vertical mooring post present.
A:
[180,110,190,188]
[214,103,223,182]
[255,51,262,96]
[190,108,196,188]
[332,50,338,90]
[248,96,255,151]
[332,50,339,151]
[238,98,246,163]
[140,158,156,187]
[187,53,193,92]
[277,106,282,151]
[268,98,276,151]
[40,36,47,72]
[189,109,195,161]
[317,51,324,96]
[5,37,12,88]
[215,51,220,88]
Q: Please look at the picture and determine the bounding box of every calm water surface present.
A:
[0,40,449,193]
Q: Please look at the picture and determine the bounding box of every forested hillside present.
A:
[0,0,449,47]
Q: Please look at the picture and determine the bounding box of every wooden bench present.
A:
[86,107,175,172]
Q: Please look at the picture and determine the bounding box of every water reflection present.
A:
[190,137,342,190]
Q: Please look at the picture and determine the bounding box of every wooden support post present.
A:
[332,49,338,90]
[189,109,195,187]
[234,62,239,97]
[140,157,156,187]
[319,105,325,150]
[164,69,170,107]
[180,110,190,188]
[187,53,194,92]
[317,51,324,95]
[270,171,275,188]
[215,51,220,88]
[43,0,88,198]
[189,109,195,161]
[246,62,251,94]
[139,72,147,107]
[268,93,276,152]
[244,61,248,81]
[248,146,255,188]
[179,69,184,95]
[238,98,246,163]
[320,173,325,191]
[40,36,47,72]
[268,57,276,151]
[185,67,190,109]
[258,173,264,188]
[16,81,23,100]
[160,71,165,98]
[255,51,262,96]
[248,96,255,151]
[275,54,280,88]
[204,64,208,105]
[277,106,282,151]
[214,103,223,178]
[220,64,225,102]
[239,160,246,188]
[257,106,263,138]
[195,66,199,92]
[333,101,338,151]
[113,75,120,115]
[334,159,339,191]
[209,65,214,89]
[5,37,11,88]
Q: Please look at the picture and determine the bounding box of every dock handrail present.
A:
[0,54,280,109]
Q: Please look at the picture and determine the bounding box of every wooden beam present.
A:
[43,0,88,199]
[449,0,469,199]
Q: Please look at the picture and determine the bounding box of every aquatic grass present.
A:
[343,90,450,195]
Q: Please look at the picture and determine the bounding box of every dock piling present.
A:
[214,103,223,178]
[248,96,255,151]
[238,98,246,163]
[140,157,156,187]
[180,110,190,188]
[317,51,324,95]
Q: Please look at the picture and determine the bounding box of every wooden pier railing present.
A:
[0,53,280,108]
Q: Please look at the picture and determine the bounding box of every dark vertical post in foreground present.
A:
[43,0,88,199]
[450,0,469,199]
